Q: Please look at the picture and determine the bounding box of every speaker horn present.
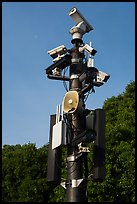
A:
[62,91,79,113]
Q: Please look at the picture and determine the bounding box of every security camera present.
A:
[47,45,68,60]
[79,44,97,56]
[69,7,93,33]
[45,54,71,75]
[89,70,110,87]
[96,70,110,83]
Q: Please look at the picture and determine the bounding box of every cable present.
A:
[84,87,95,102]
[84,91,90,102]
[63,80,68,92]
[63,67,69,92]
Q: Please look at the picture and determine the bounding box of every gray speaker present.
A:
[62,90,79,113]
[92,109,106,181]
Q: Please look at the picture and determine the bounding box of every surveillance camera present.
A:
[45,54,71,75]
[47,45,67,59]
[84,44,97,56]
[79,44,97,56]
[97,70,110,83]
[69,7,93,33]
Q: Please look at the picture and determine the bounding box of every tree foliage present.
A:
[2,81,135,202]
[87,80,135,202]
[2,143,52,202]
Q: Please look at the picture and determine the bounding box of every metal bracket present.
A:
[71,179,83,188]
[60,179,83,189]
[78,143,90,153]
[60,181,66,189]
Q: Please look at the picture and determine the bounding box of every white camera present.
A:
[69,7,93,33]
[79,44,97,56]
[96,70,110,83]
[47,45,67,62]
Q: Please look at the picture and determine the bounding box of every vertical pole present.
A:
[66,42,88,202]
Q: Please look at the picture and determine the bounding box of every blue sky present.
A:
[2,2,135,148]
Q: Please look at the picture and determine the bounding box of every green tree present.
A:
[87,80,135,202]
[2,143,52,202]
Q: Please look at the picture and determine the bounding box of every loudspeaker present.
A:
[92,109,106,181]
[62,90,79,113]
[47,115,62,184]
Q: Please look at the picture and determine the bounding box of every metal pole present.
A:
[66,41,88,202]
[45,7,109,202]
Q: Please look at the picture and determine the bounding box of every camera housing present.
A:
[47,45,68,62]
[79,44,97,56]
[69,7,94,43]
[45,54,71,75]
[69,7,93,33]
[96,70,110,83]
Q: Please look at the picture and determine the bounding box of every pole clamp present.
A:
[60,179,83,189]
[70,74,79,79]
[71,179,83,188]
[71,58,83,63]
[66,152,83,162]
